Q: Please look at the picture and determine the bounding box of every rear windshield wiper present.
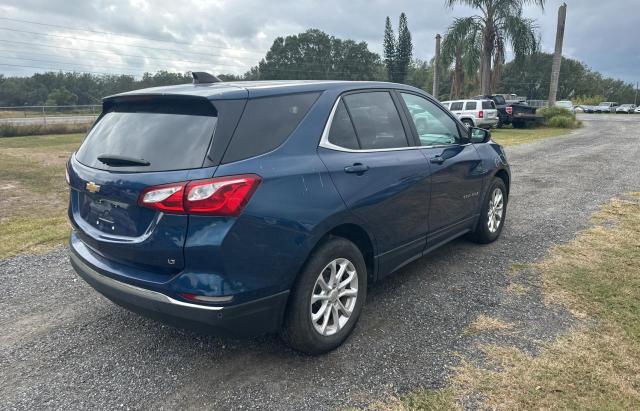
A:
[97,154,150,167]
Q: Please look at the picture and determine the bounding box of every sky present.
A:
[0,0,638,85]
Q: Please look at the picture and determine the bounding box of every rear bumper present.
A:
[476,117,499,127]
[70,250,289,338]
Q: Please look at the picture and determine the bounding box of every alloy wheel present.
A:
[310,258,358,336]
[487,187,504,233]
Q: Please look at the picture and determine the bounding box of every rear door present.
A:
[318,90,431,276]
[398,92,485,247]
[68,96,233,274]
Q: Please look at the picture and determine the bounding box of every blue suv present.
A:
[68,76,510,354]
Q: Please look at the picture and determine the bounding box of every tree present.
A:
[446,0,543,95]
[255,29,381,80]
[383,17,396,81]
[441,17,481,98]
[396,13,413,83]
[383,13,413,83]
[45,86,78,106]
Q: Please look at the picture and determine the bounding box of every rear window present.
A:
[482,101,495,109]
[450,102,464,110]
[465,101,477,110]
[76,98,217,172]
[493,96,506,105]
[222,92,320,163]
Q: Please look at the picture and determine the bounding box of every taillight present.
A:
[506,106,513,115]
[138,174,261,216]
[478,110,484,118]
[139,182,186,213]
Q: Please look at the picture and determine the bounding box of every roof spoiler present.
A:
[191,71,222,84]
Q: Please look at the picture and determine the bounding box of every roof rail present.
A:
[191,71,222,84]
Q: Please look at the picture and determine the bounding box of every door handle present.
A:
[344,163,369,174]
[430,155,445,164]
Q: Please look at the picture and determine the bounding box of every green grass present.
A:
[0,133,83,259]
[491,127,572,147]
[390,193,640,410]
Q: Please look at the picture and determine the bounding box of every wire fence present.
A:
[0,104,100,126]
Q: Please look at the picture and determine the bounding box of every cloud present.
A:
[0,0,637,84]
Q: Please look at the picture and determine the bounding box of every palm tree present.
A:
[445,0,543,95]
[441,17,481,99]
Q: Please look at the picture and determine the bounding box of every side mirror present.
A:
[470,127,491,144]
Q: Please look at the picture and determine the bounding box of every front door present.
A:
[397,92,485,247]
[318,91,431,276]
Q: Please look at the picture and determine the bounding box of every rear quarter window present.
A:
[450,102,464,110]
[221,92,320,163]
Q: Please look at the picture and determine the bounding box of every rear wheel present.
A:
[461,119,474,128]
[282,237,367,355]
[469,178,507,244]
[512,120,525,129]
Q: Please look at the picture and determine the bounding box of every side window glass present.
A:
[327,101,359,150]
[450,101,464,111]
[465,101,477,110]
[342,92,408,149]
[400,93,461,146]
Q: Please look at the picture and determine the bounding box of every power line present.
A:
[0,62,147,77]
[0,49,250,70]
[0,16,267,56]
[0,27,262,59]
[0,39,251,68]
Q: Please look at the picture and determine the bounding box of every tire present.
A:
[512,120,525,129]
[461,119,474,128]
[281,237,367,355]
[469,178,507,244]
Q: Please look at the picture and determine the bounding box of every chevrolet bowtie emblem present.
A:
[86,181,101,193]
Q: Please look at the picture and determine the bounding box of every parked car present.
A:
[555,100,575,113]
[581,105,596,113]
[67,76,511,354]
[616,104,636,114]
[472,94,538,128]
[441,99,499,128]
[595,102,619,113]
[574,105,585,113]
[635,106,640,114]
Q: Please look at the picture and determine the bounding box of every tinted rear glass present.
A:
[465,101,477,110]
[482,101,494,109]
[328,101,359,149]
[76,99,217,172]
[222,92,320,163]
[343,92,408,149]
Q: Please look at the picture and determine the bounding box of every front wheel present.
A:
[469,178,507,244]
[281,237,367,355]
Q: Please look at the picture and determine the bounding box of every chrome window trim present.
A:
[319,95,465,152]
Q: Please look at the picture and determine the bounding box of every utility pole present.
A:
[548,3,567,106]
[433,34,441,99]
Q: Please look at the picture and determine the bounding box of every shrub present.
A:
[538,106,576,121]
[547,115,578,128]
[0,122,91,137]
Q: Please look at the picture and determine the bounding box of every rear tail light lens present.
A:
[138,174,261,216]
[506,106,513,115]
[478,110,484,118]
[139,183,185,213]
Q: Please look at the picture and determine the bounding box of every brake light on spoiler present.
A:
[138,174,261,216]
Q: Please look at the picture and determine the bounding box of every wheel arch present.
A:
[307,223,377,283]
[494,168,510,197]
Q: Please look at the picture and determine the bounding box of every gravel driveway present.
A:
[1,114,639,410]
